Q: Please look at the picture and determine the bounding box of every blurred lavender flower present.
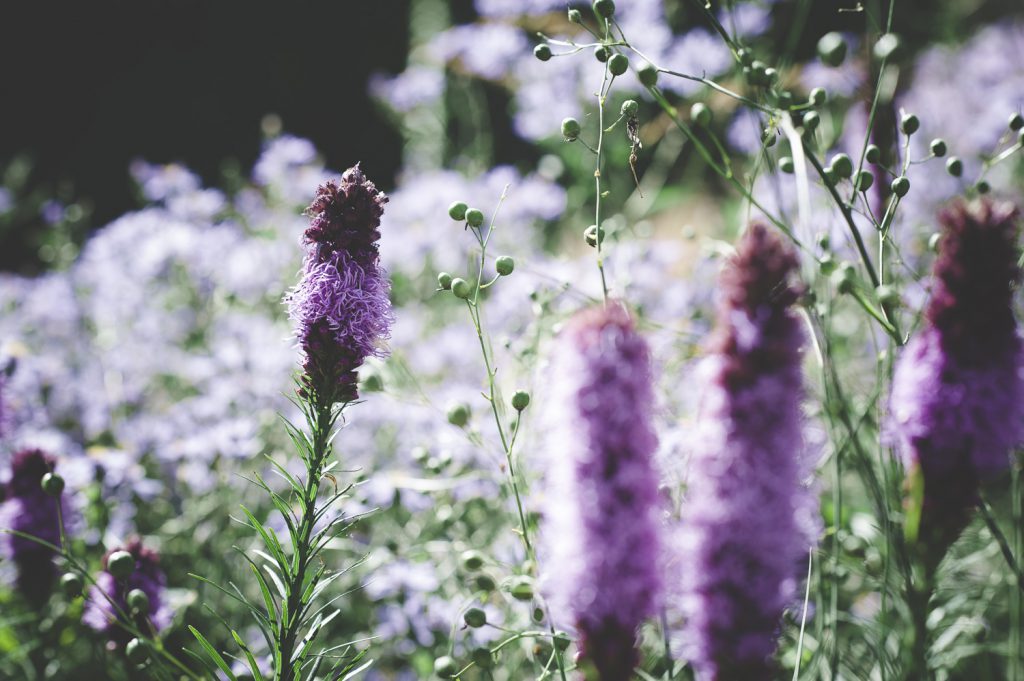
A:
[0,187,13,214]
[287,166,393,404]
[83,538,171,641]
[0,448,62,605]
[429,23,526,81]
[370,66,445,113]
[677,223,813,681]
[891,199,1023,563]
[474,0,566,18]
[541,303,662,681]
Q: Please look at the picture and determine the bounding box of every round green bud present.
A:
[434,656,458,679]
[446,402,471,427]
[127,588,150,615]
[737,48,754,67]
[41,472,64,497]
[107,550,136,580]
[876,285,900,307]
[927,232,942,252]
[1010,113,1024,131]
[747,60,770,87]
[899,113,919,136]
[890,175,910,198]
[568,8,582,23]
[437,272,453,290]
[463,607,487,628]
[809,87,828,106]
[471,647,494,669]
[561,117,582,141]
[874,33,902,61]
[802,110,820,132]
[532,606,546,623]
[584,224,604,248]
[830,153,854,179]
[865,144,881,164]
[594,45,610,63]
[779,156,795,174]
[763,67,778,84]
[834,263,857,294]
[461,550,485,571]
[125,638,149,665]
[593,0,615,19]
[929,138,947,157]
[465,208,484,228]
[818,253,837,276]
[817,32,847,67]
[608,53,628,76]
[620,99,639,117]
[822,166,837,185]
[1018,128,1024,146]
[448,201,468,221]
[816,232,831,251]
[60,572,83,598]
[473,573,497,592]
[977,180,991,195]
[412,446,430,464]
[450,278,472,300]
[509,576,535,601]
[553,631,571,652]
[495,255,515,276]
[637,63,658,87]
[690,102,712,127]
[762,128,777,148]
[511,390,531,411]
[534,44,552,62]
[855,170,874,192]
[946,157,963,177]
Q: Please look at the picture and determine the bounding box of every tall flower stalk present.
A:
[678,223,813,681]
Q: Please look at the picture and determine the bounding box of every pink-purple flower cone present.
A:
[287,165,392,405]
[541,302,662,681]
[891,198,1023,564]
[678,223,813,681]
[83,538,171,642]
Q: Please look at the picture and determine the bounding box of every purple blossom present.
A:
[370,66,445,113]
[890,199,1023,562]
[541,303,662,681]
[83,538,171,641]
[0,449,62,605]
[677,223,812,681]
[287,166,393,404]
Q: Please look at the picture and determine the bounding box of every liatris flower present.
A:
[891,199,1023,565]
[287,165,392,404]
[84,538,171,642]
[541,302,662,681]
[678,223,812,681]
[1,448,62,605]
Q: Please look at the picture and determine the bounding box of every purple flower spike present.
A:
[542,302,662,681]
[287,165,392,404]
[891,199,1023,563]
[678,223,811,681]
[2,449,62,605]
[83,538,171,642]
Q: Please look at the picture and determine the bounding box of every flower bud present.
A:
[930,138,947,157]
[534,44,552,62]
[448,201,468,221]
[461,550,485,571]
[107,550,135,580]
[976,180,991,195]
[817,32,847,67]
[495,256,515,276]
[637,63,658,87]
[819,253,837,275]
[594,45,610,63]
[447,402,471,427]
[802,110,820,132]
[465,208,484,228]
[891,176,910,198]
[509,576,534,601]
[1010,113,1024,131]
[834,263,857,294]
[874,33,902,61]
[865,144,881,164]
[830,153,854,179]
[437,272,453,290]
[463,607,487,628]
[127,588,150,615]
[584,224,604,248]
[568,8,582,23]
[855,170,874,192]
[809,87,827,106]
[620,99,639,117]
[608,53,628,76]
[471,647,494,669]
[125,638,148,665]
[60,573,83,598]
[41,472,64,497]
[474,573,497,592]
[900,113,920,136]
[434,656,458,679]
[511,390,530,411]
[690,102,712,127]
[451,278,472,300]
[561,117,582,141]
[876,285,900,307]
[592,0,615,19]
[946,157,963,177]
[553,631,571,652]
[737,48,754,66]
[779,156,794,174]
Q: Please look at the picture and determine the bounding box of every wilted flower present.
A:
[1,448,62,605]
[678,223,813,681]
[83,538,171,641]
[541,302,662,681]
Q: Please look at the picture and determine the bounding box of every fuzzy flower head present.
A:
[891,199,1023,562]
[1,449,63,605]
[678,223,812,681]
[541,302,662,681]
[288,165,392,404]
[83,538,171,642]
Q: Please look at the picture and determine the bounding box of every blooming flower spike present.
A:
[1,449,62,605]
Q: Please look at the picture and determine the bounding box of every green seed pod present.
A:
[127,588,150,615]
[60,572,83,598]
[450,278,472,300]
[822,166,837,185]
[465,208,484,228]
[584,224,604,248]
[495,255,515,276]
[690,102,712,127]
[509,576,534,601]
[865,144,881,164]
[802,110,820,132]
[474,573,497,592]
[747,60,770,87]
[819,254,837,276]
[461,550,485,571]
[817,32,847,67]
[929,138,947,157]
[855,170,874,192]
[463,607,487,628]
[125,638,148,665]
[763,67,778,84]
[532,606,546,623]
[561,117,582,141]
[737,48,754,67]
[511,390,530,411]
[437,272,453,290]
[434,656,458,679]
[890,175,910,198]
[779,156,795,174]
[568,8,582,23]
[594,45,610,63]
[553,631,572,652]
[637,63,658,87]
[1010,113,1024,131]
[816,232,831,251]
[945,157,963,177]
[809,87,827,106]
[834,263,857,294]
[447,402,471,427]
[899,113,920,136]
[620,99,639,117]
[534,44,552,62]
[41,472,64,497]
[471,647,495,669]
[448,201,468,221]
[874,33,902,61]
[593,0,615,19]
[830,153,854,179]
[977,180,991,195]
[608,53,628,76]
[107,550,136,580]
[927,232,942,252]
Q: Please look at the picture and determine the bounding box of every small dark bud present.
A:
[448,201,468,221]
[891,176,911,198]
[107,551,135,580]
[900,113,920,136]
[434,656,458,679]
[690,102,712,127]
[473,573,497,592]
[874,33,902,61]
[737,48,754,67]
[465,208,484,228]
[463,607,487,628]
[511,390,530,411]
[60,573,83,598]
[461,550,485,571]
[620,99,639,117]
[830,153,854,179]
[553,631,571,652]
[447,402,471,427]
[592,0,615,19]
[976,180,991,195]
[495,255,515,276]
[125,638,149,665]
[594,45,610,63]
[1010,113,1024,131]
[568,8,582,23]
[929,138,947,157]
[608,53,629,76]
[127,588,150,615]
[855,170,874,192]
[946,157,963,177]
[865,144,881,164]
[802,111,820,132]
[584,224,604,248]
[817,32,847,67]
[451,278,472,300]
[561,117,582,141]
[534,44,553,62]
[809,87,827,106]
[637,63,658,87]
[41,472,64,497]
[779,156,794,174]
[471,647,494,669]
[437,272,453,290]
[509,576,534,601]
